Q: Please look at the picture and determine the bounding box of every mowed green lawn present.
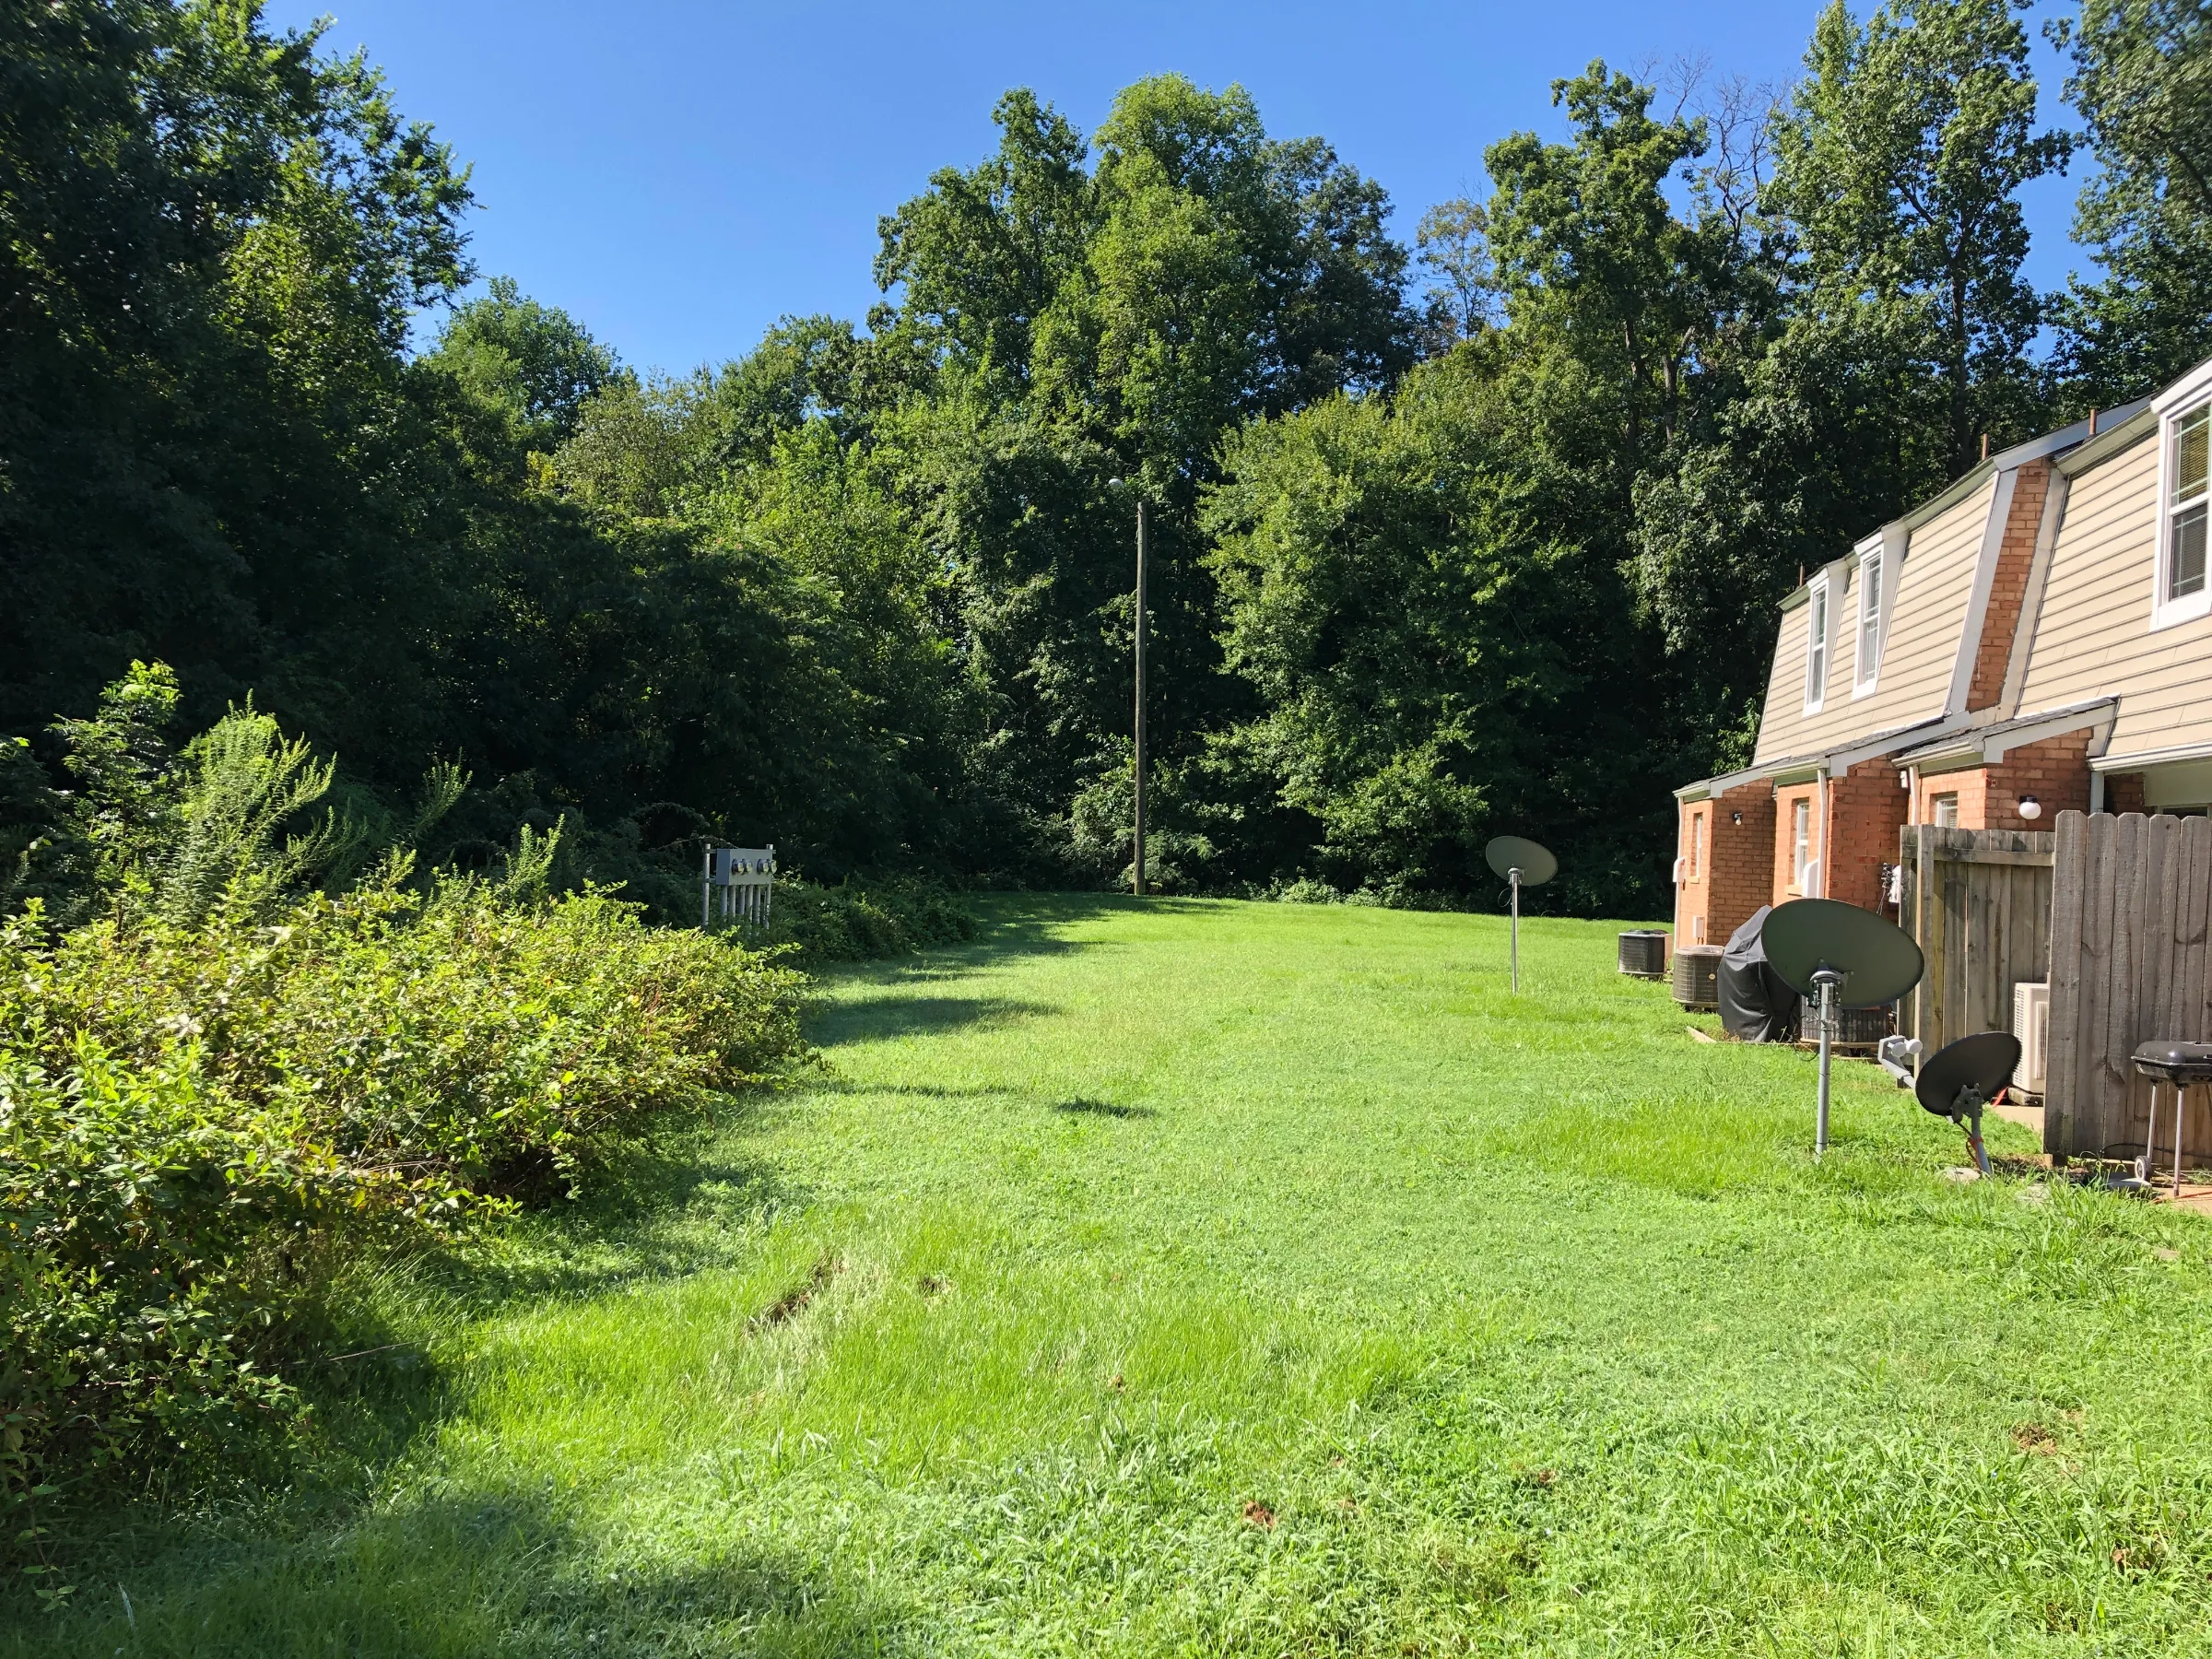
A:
[16,896,2212,1656]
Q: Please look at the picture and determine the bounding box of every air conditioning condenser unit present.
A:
[2012,982,2050,1098]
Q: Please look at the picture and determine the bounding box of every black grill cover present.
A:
[1720,905,1799,1043]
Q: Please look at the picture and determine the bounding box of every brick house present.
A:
[1672,349,2212,938]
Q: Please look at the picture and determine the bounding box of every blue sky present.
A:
[266,0,2090,375]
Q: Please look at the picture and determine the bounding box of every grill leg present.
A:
[2176,1080,2187,1200]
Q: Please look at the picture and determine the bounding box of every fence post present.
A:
[2047,812,2087,1158]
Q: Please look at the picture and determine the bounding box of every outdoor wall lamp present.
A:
[2018,795,2043,820]
[1731,811,1743,825]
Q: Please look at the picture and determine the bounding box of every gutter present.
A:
[1898,699,2119,777]
[2090,736,2212,772]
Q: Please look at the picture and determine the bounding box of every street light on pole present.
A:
[1109,477,1147,898]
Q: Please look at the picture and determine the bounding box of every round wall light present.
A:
[2018,794,2042,821]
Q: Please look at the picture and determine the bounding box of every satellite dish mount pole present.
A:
[1962,1095,1990,1175]
[1509,866,1522,994]
[1813,966,1841,1157]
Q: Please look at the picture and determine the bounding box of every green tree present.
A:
[873,76,1416,869]
[1768,0,2068,477]
[1204,356,1673,912]
[2050,0,2212,403]
[0,0,473,759]
[426,275,618,450]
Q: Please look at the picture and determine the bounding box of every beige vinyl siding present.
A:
[2019,432,2212,759]
[1752,478,1995,764]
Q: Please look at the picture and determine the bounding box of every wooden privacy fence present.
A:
[1898,824,2055,1054]
[2046,811,2212,1165]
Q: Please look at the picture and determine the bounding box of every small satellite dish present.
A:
[1759,899,1926,1158]
[1914,1031,2019,1176]
[1484,836,1557,887]
[1760,899,1924,1008]
[1483,835,1557,993]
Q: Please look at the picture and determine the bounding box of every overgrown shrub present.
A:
[763,876,977,962]
[0,877,806,1531]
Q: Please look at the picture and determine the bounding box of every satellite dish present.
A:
[1759,899,1926,1158]
[1483,835,1557,993]
[1760,899,1924,1008]
[1484,836,1557,887]
[1914,1030,2020,1176]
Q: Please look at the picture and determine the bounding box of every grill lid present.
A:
[2131,1041,2212,1082]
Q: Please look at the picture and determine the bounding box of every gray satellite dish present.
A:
[1914,1031,2020,1176]
[1483,835,1557,993]
[1760,900,1926,1158]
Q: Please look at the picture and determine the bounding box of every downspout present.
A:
[1817,764,1831,899]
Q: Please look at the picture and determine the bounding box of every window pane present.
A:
[1806,588,1827,699]
[2174,500,2207,599]
[2178,406,2209,504]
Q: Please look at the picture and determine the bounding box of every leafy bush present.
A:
[0,878,806,1532]
[763,876,977,962]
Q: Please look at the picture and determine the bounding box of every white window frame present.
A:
[1932,792,1959,830]
[2151,361,2212,633]
[1790,797,1812,890]
[1804,575,1831,712]
[1853,541,1886,693]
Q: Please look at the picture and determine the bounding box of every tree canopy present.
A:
[5,1,2203,919]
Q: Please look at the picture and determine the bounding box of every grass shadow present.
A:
[809,994,1055,1046]
[1053,1097,1158,1120]
[819,1079,1025,1100]
[822,890,1159,985]
[8,1481,919,1657]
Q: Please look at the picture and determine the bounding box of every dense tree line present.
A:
[5,0,2209,918]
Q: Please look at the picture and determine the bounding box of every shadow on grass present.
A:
[807,892,1236,1047]
[1053,1097,1158,1120]
[810,994,1055,1046]
[8,1481,918,1658]
[818,1079,1025,1101]
[822,890,1212,986]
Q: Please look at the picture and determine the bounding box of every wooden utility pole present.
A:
[1133,497,1148,898]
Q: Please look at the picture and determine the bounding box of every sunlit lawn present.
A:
[13,895,2212,1655]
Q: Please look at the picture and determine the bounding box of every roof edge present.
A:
[1895,698,2118,768]
[2054,403,2158,477]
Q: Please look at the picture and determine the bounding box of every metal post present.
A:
[702,846,712,932]
[1133,497,1147,899]
[1510,868,1521,993]
[2176,1080,2187,1199]
[1815,970,1838,1157]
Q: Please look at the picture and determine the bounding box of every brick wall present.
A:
[1913,769,1986,829]
[1673,782,1776,947]
[2107,771,2147,814]
[1909,727,2097,831]
[1823,757,1910,912]
[1982,728,2095,827]
[1966,459,2050,712]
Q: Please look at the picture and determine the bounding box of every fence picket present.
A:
[2046,812,2088,1156]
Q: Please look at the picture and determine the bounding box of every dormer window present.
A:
[2155,396,2211,629]
[1855,547,1884,688]
[1804,576,1830,711]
